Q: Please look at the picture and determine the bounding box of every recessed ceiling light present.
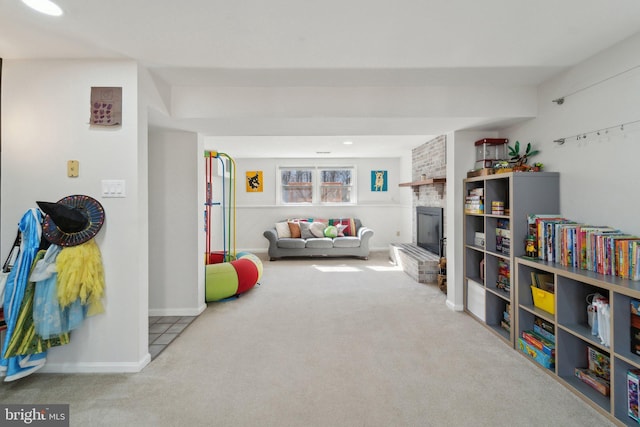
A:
[21,0,63,16]
[343,141,353,145]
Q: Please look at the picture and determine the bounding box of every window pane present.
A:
[320,169,353,203]
[281,169,313,203]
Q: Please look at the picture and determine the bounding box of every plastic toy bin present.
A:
[531,285,555,315]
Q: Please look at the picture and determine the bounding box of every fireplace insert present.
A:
[416,206,443,255]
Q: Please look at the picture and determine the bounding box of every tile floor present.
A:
[148,315,197,360]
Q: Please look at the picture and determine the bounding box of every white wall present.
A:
[501,32,640,235]
[446,33,640,312]
[207,156,406,252]
[1,59,149,372]
[148,129,205,316]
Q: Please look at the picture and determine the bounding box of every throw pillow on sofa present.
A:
[324,225,338,238]
[288,221,302,238]
[309,222,326,238]
[275,221,291,238]
[328,218,357,236]
[298,221,315,239]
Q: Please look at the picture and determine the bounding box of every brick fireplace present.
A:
[389,135,447,285]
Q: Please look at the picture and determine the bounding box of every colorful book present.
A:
[576,226,615,270]
[533,216,564,261]
[575,368,610,396]
[628,369,640,421]
[522,330,555,357]
[587,346,610,381]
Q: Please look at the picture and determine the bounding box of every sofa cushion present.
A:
[333,237,361,248]
[299,221,315,239]
[277,238,306,249]
[309,222,326,238]
[288,221,302,238]
[275,221,291,238]
[305,238,334,249]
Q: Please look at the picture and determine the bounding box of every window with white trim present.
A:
[280,168,313,204]
[277,166,356,205]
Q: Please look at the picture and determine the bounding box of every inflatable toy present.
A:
[205,251,263,302]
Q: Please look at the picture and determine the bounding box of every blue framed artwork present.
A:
[371,170,388,192]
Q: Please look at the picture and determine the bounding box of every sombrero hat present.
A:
[37,195,105,247]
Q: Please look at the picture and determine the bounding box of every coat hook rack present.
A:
[554,119,640,145]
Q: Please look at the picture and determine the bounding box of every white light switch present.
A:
[101,179,126,198]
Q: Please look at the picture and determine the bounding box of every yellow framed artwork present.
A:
[246,171,263,192]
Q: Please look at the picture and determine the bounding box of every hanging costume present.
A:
[0,209,49,381]
[0,195,106,382]
[32,244,86,340]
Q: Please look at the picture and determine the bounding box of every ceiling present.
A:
[2,0,640,157]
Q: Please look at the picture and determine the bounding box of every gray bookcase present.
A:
[463,171,560,345]
[516,257,640,426]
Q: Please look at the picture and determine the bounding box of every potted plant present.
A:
[532,162,544,172]
[508,141,539,171]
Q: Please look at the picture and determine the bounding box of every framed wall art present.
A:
[371,170,387,192]
[90,86,122,126]
[246,171,263,192]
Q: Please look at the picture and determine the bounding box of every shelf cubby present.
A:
[557,328,611,413]
[465,215,485,248]
[556,276,609,337]
[485,254,510,298]
[485,291,511,343]
[464,248,484,284]
[613,357,640,426]
[614,292,640,366]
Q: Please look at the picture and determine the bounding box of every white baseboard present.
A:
[446,299,464,311]
[148,303,206,317]
[40,353,151,374]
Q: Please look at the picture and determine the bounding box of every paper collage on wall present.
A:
[90,87,122,126]
[246,171,263,192]
[371,170,387,192]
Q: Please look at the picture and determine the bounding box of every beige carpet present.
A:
[0,251,615,426]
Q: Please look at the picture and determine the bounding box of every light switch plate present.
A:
[101,179,126,198]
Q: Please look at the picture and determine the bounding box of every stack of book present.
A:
[528,214,640,281]
[517,320,555,369]
[575,346,610,396]
[491,201,505,215]
[465,188,484,214]
[496,218,510,255]
[496,259,510,292]
[501,303,511,333]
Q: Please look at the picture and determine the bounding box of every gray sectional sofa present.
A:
[263,218,374,260]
